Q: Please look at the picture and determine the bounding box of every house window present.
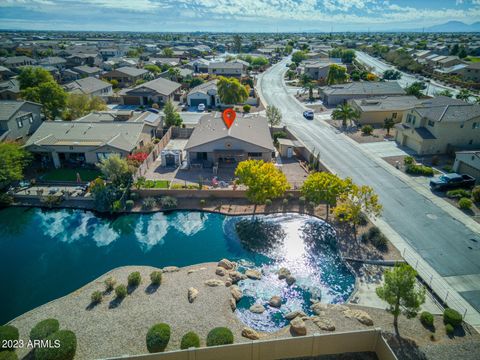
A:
[428,120,435,127]
[17,119,23,128]
[248,152,262,157]
[473,122,479,129]
[392,112,397,119]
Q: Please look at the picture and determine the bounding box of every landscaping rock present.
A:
[277,267,291,280]
[215,267,226,276]
[187,267,206,274]
[162,266,179,273]
[188,287,198,303]
[343,309,374,326]
[225,280,232,287]
[230,285,243,302]
[228,270,247,284]
[245,269,262,280]
[290,317,307,336]
[268,296,282,308]
[218,258,235,270]
[249,304,265,314]
[285,310,307,320]
[242,327,260,340]
[332,304,349,312]
[229,298,236,311]
[312,316,335,331]
[285,275,296,286]
[310,302,328,315]
[204,279,224,287]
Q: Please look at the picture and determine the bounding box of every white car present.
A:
[197,103,205,111]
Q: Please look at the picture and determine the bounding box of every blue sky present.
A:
[0,0,479,32]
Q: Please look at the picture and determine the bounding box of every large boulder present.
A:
[277,267,291,280]
[218,259,235,270]
[230,285,243,302]
[343,309,374,326]
[245,269,262,280]
[204,279,224,287]
[285,310,307,320]
[188,287,198,303]
[241,327,260,340]
[285,275,296,286]
[268,296,282,308]
[310,302,328,315]
[229,298,237,311]
[290,317,307,336]
[228,270,247,284]
[249,304,265,314]
[312,316,335,331]
[215,267,226,276]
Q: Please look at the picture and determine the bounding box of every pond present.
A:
[0,208,355,330]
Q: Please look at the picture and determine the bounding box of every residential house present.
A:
[64,77,113,98]
[0,79,21,100]
[187,80,222,108]
[0,66,15,80]
[453,151,480,183]
[38,57,67,70]
[208,62,245,77]
[25,119,152,168]
[120,77,181,106]
[349,96,422,125]
[0,100,43,142]
[188,58,209,73]
[66,53,102,68]
[104,66,148,87]
[436,56,462,68]
[456,62,480,82]
[395,97,480,155]
[72,65,102,77]
[185,113,275,167]
[319,82,406,106]
[2,56,35,69]
[304,61,345,81]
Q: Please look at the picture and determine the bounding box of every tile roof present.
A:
[414,96,480,123]
[126,77,181,96]
[321,81,406,96]
[64,77,111,95]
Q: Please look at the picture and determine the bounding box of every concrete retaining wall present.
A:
[135,189,302,199]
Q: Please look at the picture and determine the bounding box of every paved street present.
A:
[355,51,459,97]
[257,58,480,325]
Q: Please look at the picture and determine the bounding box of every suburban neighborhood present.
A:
[1,2,480,360]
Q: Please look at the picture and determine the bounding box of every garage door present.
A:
[190,98,207,107]
[458,162,480,183]
[123,96,141,105]
[405,136,422,153]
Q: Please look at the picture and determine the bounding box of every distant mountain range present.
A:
[415,21,480,33]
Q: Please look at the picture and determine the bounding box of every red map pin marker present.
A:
[222,108,236,129]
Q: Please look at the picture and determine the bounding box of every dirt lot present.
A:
[326,120,396,144]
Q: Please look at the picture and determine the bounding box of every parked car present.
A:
[303,110,314,120]
[429,173,476,191]
[198,103,205,111]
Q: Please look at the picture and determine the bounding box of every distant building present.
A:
[349,96,422,125]
[208,62,245,77]
[72,65,102,77]
[187,80,222,108]
[319,82,406,106]
[303,61,345,81]
[64,77,113,98]
[0,100,43,142]
[0,79,21,100]
[2,56,35,69]
[453,151,480,183]
[104,66,148,87]
[120,77,181,106]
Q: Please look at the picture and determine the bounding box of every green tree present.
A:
[436,89,453,98]
[376,264,426,328]
[266,105,282,127]
[458,46,467,59]
[233,35,242,53]
[0,142,31,189]
[450,44,459,56]
[144,64,161,75]
[333,184,382,239]
[162,47,174,57]
[251,56,269,69]
[384,118,395,136]
[168,67,181,82]
[327,64,348,85]
[299,74,315,99]
[405,82,426,98]
[341,49,356,64]
[163,100,183,127]
[382,69,402,80]
[217,76,248,105]
[456,89,471,101]
[18,67,54,89]
[63,94,107,120]
[331,103,359,127]
[291,51,307,66]
[97,155,132,186]
[189,77,204,89]
[235,159,290,204]
[301,172,352,220]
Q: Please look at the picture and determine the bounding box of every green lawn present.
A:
[42,168,102,182]
[144,179,170,189]
[466,56,480,63]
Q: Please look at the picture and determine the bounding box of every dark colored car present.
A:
[429,173,476,191]
[303,110,314,120]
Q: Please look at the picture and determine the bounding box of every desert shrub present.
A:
[445,323,454,335]
[471,185,480,203]
[199,199,206,206]
[403,156,415,166]
[206,327,234,347]
[361,124,373,135]
[115,284,127,299]
[125,199,134,210]
[112,200,123,212]
[287,192,294,199]
[0,193,14,206]
[0,325,19,351]
[104,277,116,292]
[406,164,434,176]
[420,311,434,328]
[146,323,171,353]
[265,199,272,206]
[142,197,156,209]
[308,201,316,209]
[0,351,18,360]
[243,104,251,113]
[361,226,387,251]
[170,184,184,189]
[150,271,162,285]
[446,189,471,199]
[358,212,369,226]
[30,319,60,342]
[299,196,306,204]
[458,197,472,210]
[34,330,77,360]
[282,198,289,206]
[180,331,200,349]
[160,196,177,209]
[443,308,462,327]
[128,272,141,287]
[272,131,288,145]
[130,192,139,201]
[90,291,103,304]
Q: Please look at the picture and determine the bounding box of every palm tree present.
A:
[299,74,315,100]
[332,103,360,128]
[456,89,471,102]
[168,67,181,82]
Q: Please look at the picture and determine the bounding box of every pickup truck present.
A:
[429,173,476,191]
